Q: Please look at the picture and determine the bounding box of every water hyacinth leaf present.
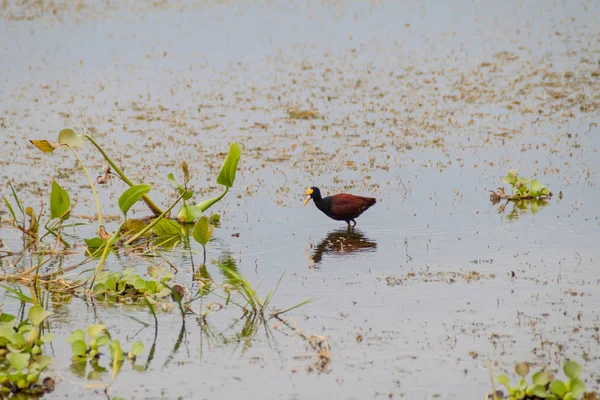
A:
[564,392,575,400]
[68,329,86,344]
[118,184,152,217]
[529,179,546,195]
[193,216,213,246]
[147,265,162,279]
[29,306,53,326]
[549,380,566,396]
[131,341,144,356]
[96,335,110,347]
[87,324,105,339]
[531,385,548,398]
[502,172,517,186]
[71,340,87,357]
[40,333,55,343]
[216,142,241,188]
[58,128,84,148]
[50,180,71,220]
[569,378,585,396]
[7,352,30,371]
[533,371,550,386]
[563,361,582,379]
[30,139,59,153]
[36,355,53,370]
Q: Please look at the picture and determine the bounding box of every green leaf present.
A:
[71,340,87,357]
[192,216,214,246]
[131,341,144,356]
[118,184,152,218]
[7,353,30,371]
[85,237,106,249]
[529,179,546,195]
[68,329,86,344]
[502,172,518,186]
[564,393,575,400]
[564,361,582,380]
[28,306,52,326]
[109,340,125,362]
[96,335,110,347]
[496,374,510,387]
[531,385,548,398]
[35,355,53,370]
[50,180,71,220]
[216,142,241,188]
[533,371,550,386]
[145,280,157,294]
[3,195,18,222]
[30,139,59,153]
[177,204,204,222]
[133,278,147,291]
[58,128,84,148]
[167,173,193,201]
[550,380,566,396]
[147,265,162,279]
[152,219,183,237]
[40,333,55,343]
[87,324,105,339]
[569,378,585,397]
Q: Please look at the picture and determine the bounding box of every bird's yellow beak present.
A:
[303,188,313,206]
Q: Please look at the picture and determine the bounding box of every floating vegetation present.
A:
[91,266,175,302]
[490,361,589,400]
[490,170,553,203]
[0,306,55,397]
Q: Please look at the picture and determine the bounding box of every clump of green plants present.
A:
[490,170,552,203]
[92,266,175,302]
[0,307,55,396]
[69,324,144,383]
[68,324,143,361]
[492,361,588,400]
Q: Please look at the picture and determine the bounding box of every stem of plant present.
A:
[89,223,123,290]
[65,145,104,231]
[85,135,164,217]
[123,192,185,246]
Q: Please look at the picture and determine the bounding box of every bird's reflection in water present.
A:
[310,228,377,264]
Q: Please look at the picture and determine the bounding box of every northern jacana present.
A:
[303,187,376,227]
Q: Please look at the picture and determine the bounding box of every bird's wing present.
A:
[331,194,375,216]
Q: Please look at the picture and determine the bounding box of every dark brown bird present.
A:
[303,187,376,227]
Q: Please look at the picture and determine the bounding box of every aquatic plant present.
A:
[91,266,175,302]
[69,324,144,382]
[492,361,588,400]
[490,170,552,202]
[0,307,55,396]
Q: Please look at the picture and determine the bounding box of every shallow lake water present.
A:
[1,0,600,399]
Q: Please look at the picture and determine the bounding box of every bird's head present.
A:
[303,187,320,206]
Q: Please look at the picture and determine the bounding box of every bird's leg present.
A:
[350,219,357,227]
